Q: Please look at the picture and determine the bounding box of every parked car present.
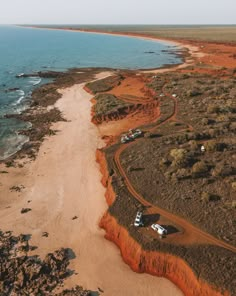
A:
[128,129,142,139]
[121,134,131,143]
[151,224,167,236]
[134,211,144,227]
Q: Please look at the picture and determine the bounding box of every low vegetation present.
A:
[85,74,123,94]
[74,25,236,42]
[100,69,236,294]
[93,94,132,117]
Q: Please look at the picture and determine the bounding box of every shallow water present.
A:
[0,25,182,159]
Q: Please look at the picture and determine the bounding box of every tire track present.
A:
[113,82,236,253]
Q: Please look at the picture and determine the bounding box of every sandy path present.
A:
[0,74,182,295]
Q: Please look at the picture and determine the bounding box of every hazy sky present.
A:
[0,0,235,24]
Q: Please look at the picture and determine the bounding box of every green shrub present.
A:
[175,168,189,180]
[201,191,211,202]
[86,75,123,93]
[205,140,226,152]
[204,140,218,152]
[93,94,131,116]
[170,148,189,168]
[187,89,202,97]
[207,104,220,114]
[212,164,233,177]
[201,191,221,202]
[231,201,236,208]
[192,161,209,177]
[189,140,198,151]
[159,158,170,167]
[232,182,236,190]
[170,148,187,159]
[202,118,210,125]
[217,114,229,122]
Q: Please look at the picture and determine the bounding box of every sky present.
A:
[0,0,235,24]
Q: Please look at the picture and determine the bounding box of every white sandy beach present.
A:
[0,73,182,295]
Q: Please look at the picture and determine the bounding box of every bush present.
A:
[175,168,189,180]
[205,140,226,152]
[201,191,221,202]
[93,94,131,116]
[202,118,210,125]
[217,114,229,122]
[189,140,198,151]
[231,201,236,208]
[187,89,202,97]
[232,182,236,190]
[201,191,211,202]
[170,148,187,159]
[192,161,209,177]
[170,148,189,168]
[86,74,123,93]
[212,164,233,177]
[207,128,218,138]
[204,140,218,152]
[229,122,236,131]
[159,158,170,167]
[207,104,220,114]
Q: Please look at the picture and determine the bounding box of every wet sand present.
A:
[0,72,182,295]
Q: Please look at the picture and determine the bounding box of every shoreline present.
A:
[0,73,183,295]
[20,25,199,72]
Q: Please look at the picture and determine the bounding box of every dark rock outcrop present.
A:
[0,230,94,295]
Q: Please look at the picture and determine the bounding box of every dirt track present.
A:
[113,84,236,254]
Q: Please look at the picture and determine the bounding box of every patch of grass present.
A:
[86,74,123,94]
[192,161,209,177]
[93,94,133,116]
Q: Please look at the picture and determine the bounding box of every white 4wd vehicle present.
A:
[151,224,167,236]
[121,134,131,143]
[129,129,142,139]
[134,211,144,227]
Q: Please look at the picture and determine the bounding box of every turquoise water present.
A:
[0,25,182,160]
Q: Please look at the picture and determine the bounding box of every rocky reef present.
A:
[0,230,94,295]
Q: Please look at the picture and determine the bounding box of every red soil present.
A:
[107,75,149,99]
[191,41,236,69]
[96,149,229,296]
[93,74,160,143]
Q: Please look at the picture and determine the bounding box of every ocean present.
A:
[0,25,182,160]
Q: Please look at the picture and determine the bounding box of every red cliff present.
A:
[96,149,229,296]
